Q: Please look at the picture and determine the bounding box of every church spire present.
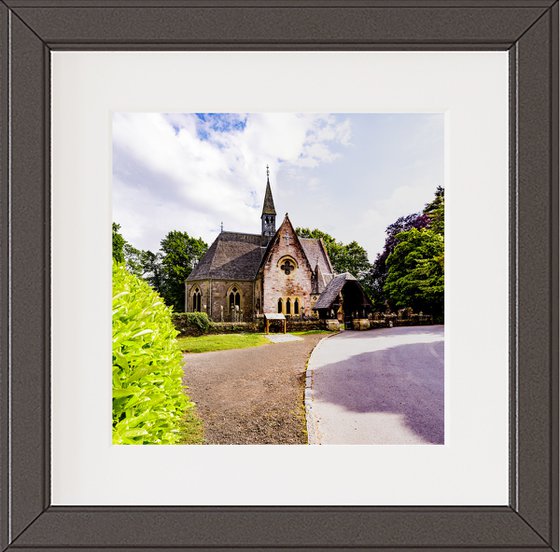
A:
[261,165,276,238]
[262,165,276,216]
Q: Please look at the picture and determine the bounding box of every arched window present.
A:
[286,298,291,315]
[193,288,202,312]
[228,287,240,312]
[294,298,299,315]
[278,256,297,275]
[277,298,283,313]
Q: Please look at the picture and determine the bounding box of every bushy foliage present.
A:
[112,223,126,264]
[160,231,208,312]
[366,212,430,308]
[112,224,208,313]
[367,187,444,312]
[424,185,445,235]
[384,227,444,316]
[112,262,195,444]
[173,312,211,336]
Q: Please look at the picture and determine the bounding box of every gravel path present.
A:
[307,326,444,445]
[182,334,326,444]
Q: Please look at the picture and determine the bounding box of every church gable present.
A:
[260,215,315,316]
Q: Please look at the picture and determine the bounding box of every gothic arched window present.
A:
[277,298,283,313]
[228,287,241,312]
[294,298,299,315]
[286,298,291,315]
[278,256,297,275]
[193,287,202,312]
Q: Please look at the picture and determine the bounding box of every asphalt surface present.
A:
[307,325,444,445]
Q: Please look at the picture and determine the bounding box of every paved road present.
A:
[307,326,444,445]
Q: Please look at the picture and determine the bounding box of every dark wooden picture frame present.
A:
[0,1,558,550]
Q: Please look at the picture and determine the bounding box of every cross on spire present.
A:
[266,164,270,181]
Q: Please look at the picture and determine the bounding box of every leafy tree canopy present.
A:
[112,224,208,313]
[384,227,444,316]
[160,231,208,312]
[141,250,164,294]
[365,213,429,308]
[112,222,126,264]
[424,185,444,235]
[366,187,444,310]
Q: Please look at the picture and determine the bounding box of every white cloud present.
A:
[112,112,352,251]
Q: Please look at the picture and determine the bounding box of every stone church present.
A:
[185,169,372,324]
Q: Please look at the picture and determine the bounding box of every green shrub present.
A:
[172,312,211,336]
[112,262,197,444]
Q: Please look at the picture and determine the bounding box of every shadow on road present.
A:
[312,340,444,444]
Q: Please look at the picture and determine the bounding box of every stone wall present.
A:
[261,217,314,316]
[209,321,259,334]
[185,279,255,322]
[286,319,324,332]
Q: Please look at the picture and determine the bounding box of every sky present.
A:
[112,112,443,261]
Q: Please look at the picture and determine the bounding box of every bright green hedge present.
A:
[172,312,211,336]
[112,262,195,444]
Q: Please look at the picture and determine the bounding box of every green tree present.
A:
[124,243,144,278]
[160,231,208,312]
[141,250,164,295]
[383,227,444,316]
[424,185,444,235]
[113,222,154,280]
[112,222,126,263]
[366,187,444,309]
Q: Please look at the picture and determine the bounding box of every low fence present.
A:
[260,318,324,333]
[173,311,436,336]
[371,312,434,328]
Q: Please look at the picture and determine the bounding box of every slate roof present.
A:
[313,272,358,310]
[187,232,267,281]
[187,216,341,288]
[299,237,334,292]
[261,180,276,215]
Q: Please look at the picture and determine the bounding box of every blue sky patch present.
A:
[195,113,247,140]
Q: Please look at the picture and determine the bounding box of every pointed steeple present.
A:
[261,165,276,216]
[261,165,276,238]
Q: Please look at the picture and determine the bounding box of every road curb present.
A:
[305,332,339,445]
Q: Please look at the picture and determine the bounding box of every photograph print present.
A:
[112,112,444,445]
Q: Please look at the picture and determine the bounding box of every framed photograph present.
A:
[111,110,446,449]
[1,1,558,550]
